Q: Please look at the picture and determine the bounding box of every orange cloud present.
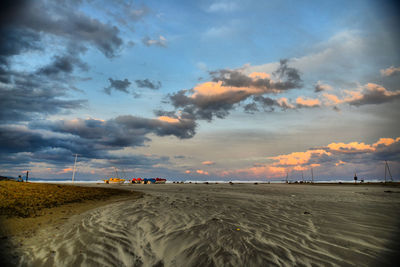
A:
[219,165,286,179]
[196,169,209,175]
[55,168,73,175]
[191,81,263,98]
[277,97,295,109]
[158,116,180,123]
[327,142,374,152]
[380,66,400,77]
[335,160,346,166]
[323,83,400,106]
[296,97,320,107]
[269,149,331,166]
[293,165,308,171]
[202,161,215,165]
[323,93,342,105]
[248,72,270,79]
[218,136,399,179]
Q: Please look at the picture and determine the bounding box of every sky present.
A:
[0,0,399,181]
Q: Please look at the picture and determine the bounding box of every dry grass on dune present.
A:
[0,181,133,218]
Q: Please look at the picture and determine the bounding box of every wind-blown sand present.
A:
[9,183,400,266]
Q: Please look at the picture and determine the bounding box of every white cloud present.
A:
[208,1,238,12]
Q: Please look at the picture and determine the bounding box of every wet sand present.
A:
[9,183,400,266]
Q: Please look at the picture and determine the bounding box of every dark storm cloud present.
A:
[135,79,162,90]
[104,78,131,94]
[115,115,196,139]
[105,155,169,168]
[32,115,196,149]
[37,54,88,77]
[0,0,125,123]
[0,113,196,167]
[373,142,400,162]
[0,71,86,123]
[165,60,303,121]
[1,0,123,58]
[0,28,41,67]
[0,124,171,169]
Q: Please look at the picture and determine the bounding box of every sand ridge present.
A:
[14,184,400,266]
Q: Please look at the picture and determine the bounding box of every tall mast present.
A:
[114,167,119,178]
[311,168,314,183]
[286,171,289,183]
[385,161,387,182]
[72,154,78,183]
[385,161,393,182]
[301,171,304,182]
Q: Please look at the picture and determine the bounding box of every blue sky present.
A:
[0,0,399,181]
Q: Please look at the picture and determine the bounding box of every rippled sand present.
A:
[16,184,400,266]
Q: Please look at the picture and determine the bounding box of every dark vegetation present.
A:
[0,181,133,217]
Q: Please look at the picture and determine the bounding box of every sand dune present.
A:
[16,184,400,266]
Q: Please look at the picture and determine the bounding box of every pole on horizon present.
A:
[26,171,29,182]
[385,161,393,182]
[114,167,119,178]
[311,168,314,183]
[72,154,78,183]
[385,161,387,183]
[286,171,289,183]
[301,171,304,183]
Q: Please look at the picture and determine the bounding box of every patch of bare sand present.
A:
[10,184,400,266]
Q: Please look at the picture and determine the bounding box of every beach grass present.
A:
[0,181,134,218]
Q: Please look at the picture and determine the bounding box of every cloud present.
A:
[381,66,400,77]
[37,53,88,77]
[0,123,170,171]
[0,70,86,123]
[3,0,123,58]
[0,0,129,124]
[0,113,197,170]
[326,142,374,153]
[158,116,180,123]
[269,150,331,167]
[314,81,333,92]
[142,35,167,47]
[208,1,238,12]
[348,83,400,106]
[34,115,196,148]
[295,97,321,108]
[220,137,400,179]
[202,161,215,165]
[104,78,131,94]
[322,83,400,107]
[196,169,209,175]
[135,79,162,90]
[166,60,302,121]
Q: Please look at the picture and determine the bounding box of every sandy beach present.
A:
[2,183,399,266]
